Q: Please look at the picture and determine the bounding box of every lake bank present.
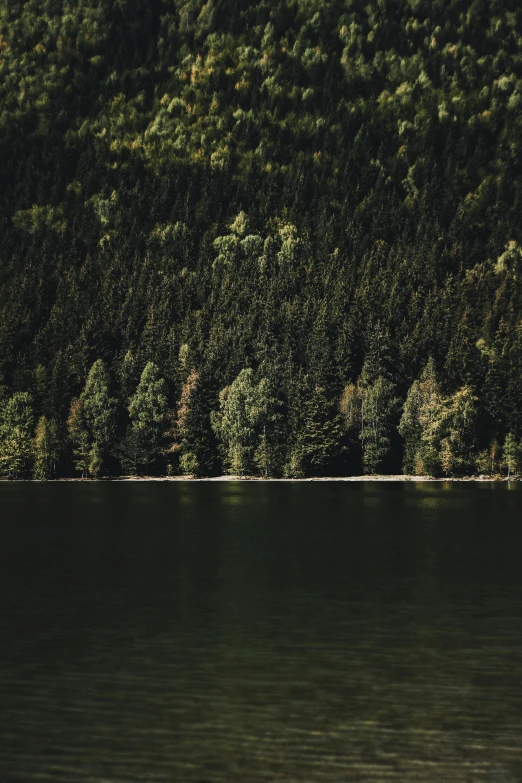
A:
[46,474,520,482]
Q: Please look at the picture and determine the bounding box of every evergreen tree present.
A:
[342,359,400,475]
[0,393,34,479]
[398,358,441,475]
[252,378,285,478]
[288,384,344,477]
[176,366,219,477]
[476,439,501,476]
[212,369,274,476]
[427,387,478,476]
[361,376,401,475]
[118,362,168,475]
[502,433,521,478]
[67,360,117,477]
[67,398,91,478]
[33,416,60,480]
[168,367,199,475]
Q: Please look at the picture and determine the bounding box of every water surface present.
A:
[1,481,521,781]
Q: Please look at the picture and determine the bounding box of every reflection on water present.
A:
[0,482,522,781]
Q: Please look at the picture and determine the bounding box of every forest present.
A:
[1,0,522,478]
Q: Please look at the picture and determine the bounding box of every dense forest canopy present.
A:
[1,0,522,478]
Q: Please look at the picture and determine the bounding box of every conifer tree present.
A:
[0,393,34,479]
[342,358,400,475]
[427,387,478,476]
[118,362,169,475]
[67,360,117,477]
[252,377,285,477]
[502,433,521,478]
[176,366,219,477]
[289,384,344,477]
[67,398,91,478]
[212,369,274,476]
[168,367,199,475]
[33,416,60,480]
[398,358,441,475]
[476,439,501,476]
[360,375,401,475]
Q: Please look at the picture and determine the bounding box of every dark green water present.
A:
[1,482,522,782]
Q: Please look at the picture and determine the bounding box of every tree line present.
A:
[1,353,521,479]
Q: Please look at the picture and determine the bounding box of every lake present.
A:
[0,481,521,782]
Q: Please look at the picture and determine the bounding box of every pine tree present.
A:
[253,378,286,477]
[67,360,117,477]
[398,358,441,475]
[33,416,60,480]
[476,439,501,476]
[118,362,169,475]
[0,393,34,479]
[211,369,276,476]
[168,367,199,475]
[427,386,478,476]
[342,359,400,475]
[502,433,521,478]
[177,366,219,477]
[360,376,401,475]
[289,384,344,477]
[67,398,91,478]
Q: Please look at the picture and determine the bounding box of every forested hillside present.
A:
[1,0,522,478]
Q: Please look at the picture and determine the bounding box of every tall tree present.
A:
[290,384,345,477]
[0,393,34,479]
[398,358,441,475]
[502,433,521,478]
[176,365,220,477]
[427,387,478,476]
[342,359,400,475]
[252,377,285,477]
[67,398,91,478]
[475,439,501,476]
[211,368,274,475]
[118,362,169,475]
[360,375,401,475]
[33,416,60,480]
[168,367,199,476]
[68,360,117,477]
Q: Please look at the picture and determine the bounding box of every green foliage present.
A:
[360,376,401,475]
[33,416,60,480]
[289,383,344,477]
[0,393,35,479]
[67,360,117,477]
[342,360,400,475]
[179,451,200,477]
[475,439,501,476]
[0,1,522,477]
[398,358,441,475]
[429,387,478,476]
[502,432,522,477]
[67,398,91,478]
[211,368,277,475]
[399,363,479,476]
[118,362,169,475]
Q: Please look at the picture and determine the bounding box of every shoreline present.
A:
[12,474,519,483]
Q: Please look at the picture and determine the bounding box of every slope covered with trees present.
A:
[1,0,522,477]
